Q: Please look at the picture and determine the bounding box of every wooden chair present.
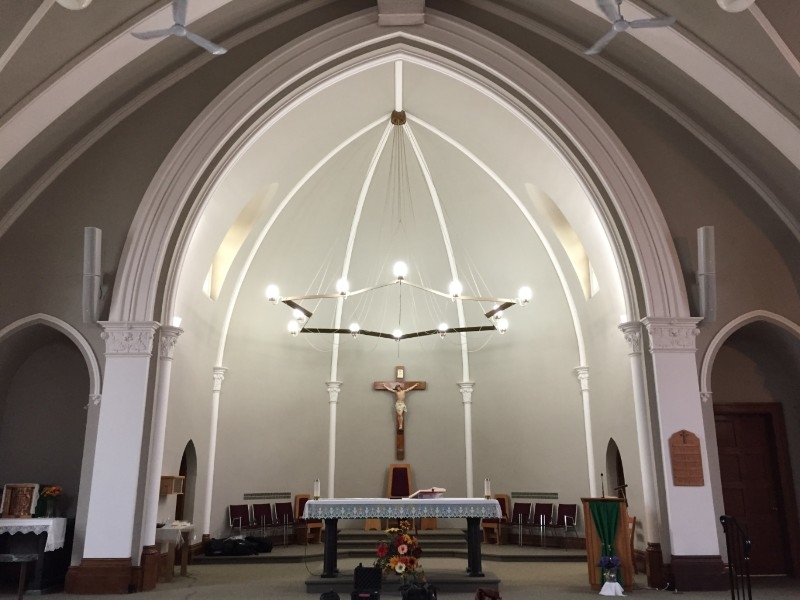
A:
[294,494,323,544]
[546,503,579,547]
[228,504,254,535]
[387,463,412,498]
[252,503,275,537]
[274,501,294,545]
[531,502,553,546]
[508,501,531,546]
[481,494,510,544]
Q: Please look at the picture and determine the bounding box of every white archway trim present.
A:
[113,12,687,331]
[0,313,101,397]
[700,310,800,398]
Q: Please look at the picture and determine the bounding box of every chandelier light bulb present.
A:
[449,280,463,298]
[438,323,448,338]
[392,328,403,339]
[287,321,300,336]
[393,261,409,280]
[335,278,350,295]
[265,284,280,303]
[292,309,306,324]
[496,318,509,334]
[517,286,533,305]
[349,323,360,337]
[492,304,503,321]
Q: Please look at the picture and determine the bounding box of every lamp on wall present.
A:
[717,0,756,12]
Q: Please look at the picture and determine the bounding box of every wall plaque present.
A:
[669,430,704,486]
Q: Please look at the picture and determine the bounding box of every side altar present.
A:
[304,497,500,579]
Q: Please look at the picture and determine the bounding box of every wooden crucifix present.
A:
[373,366,427,460]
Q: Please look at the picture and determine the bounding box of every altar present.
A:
[0,518,72,593]
[304,497,500,579]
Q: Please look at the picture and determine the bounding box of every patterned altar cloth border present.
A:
[304,498,501,520]
[0,517,67,551]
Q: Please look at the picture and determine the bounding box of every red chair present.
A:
[252,503,275,536]
[546,503,578,547]
[274,501,294,545]
[228,504,254,535]
[531,502,553,546]
[508,502,531,546]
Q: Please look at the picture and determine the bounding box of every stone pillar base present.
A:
[140,545,159,591]
[65,558,134,594]
[670,555,727,591]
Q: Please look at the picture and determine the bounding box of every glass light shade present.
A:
[335,278,350,295]
[517,286,533,305]
[287,321,300,336]
[393,261,409,279]
[57,0,93,9]
[496,318,509,334]
[265,284,280,302]
[392,328,403,339]
[448,280,463,297]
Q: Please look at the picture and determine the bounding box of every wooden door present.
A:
[715,410,789,574]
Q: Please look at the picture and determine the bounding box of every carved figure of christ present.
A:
[373,366,427,432]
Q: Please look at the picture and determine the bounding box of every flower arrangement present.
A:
[598,555,621,570]
[40,486,62,498]
[374,520,424,585]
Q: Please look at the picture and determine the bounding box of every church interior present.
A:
[0,0,799,596]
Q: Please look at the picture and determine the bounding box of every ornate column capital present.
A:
[212,366,227,391]
[458,381,475,404]
[619,321,643,355]
[158,325,183,360]
[326,381,342,403]
[641,317,702,353]
[573,366,590,391]
[100,321,158,356]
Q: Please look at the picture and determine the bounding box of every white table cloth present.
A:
[303,497,501,519]
[0,517,67,551]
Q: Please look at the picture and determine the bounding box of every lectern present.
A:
[581,497,634,590]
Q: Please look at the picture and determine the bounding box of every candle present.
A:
[484,478,491,498]
[313,479,320,499]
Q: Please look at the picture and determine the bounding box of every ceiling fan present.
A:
[585,0,676,55]
[132,0,227,55]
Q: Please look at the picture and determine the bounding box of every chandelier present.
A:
[265,260,531,340]
[264,108,532,341]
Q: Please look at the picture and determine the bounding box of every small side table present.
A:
[0,553,38,599]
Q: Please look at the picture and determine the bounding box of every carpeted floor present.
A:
[4,557,798,599]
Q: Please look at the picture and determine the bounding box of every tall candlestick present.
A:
[313,479,320,499]
[484,478,491,498]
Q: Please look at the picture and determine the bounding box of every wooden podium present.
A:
[581,497,634,591]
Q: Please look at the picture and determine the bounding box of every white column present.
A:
[84,321,158,558]
[619,321,661,545]
[574,367,598,497]
[458,382,475,497]
[202,366,227,537]
[326,381,342,498]
[141,325,182,548]
[642,317,719,557]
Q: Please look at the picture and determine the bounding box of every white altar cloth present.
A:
[303,497,501,519]
[0,517,67,551]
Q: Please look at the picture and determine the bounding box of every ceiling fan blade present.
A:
[185,30,227,55]
[597,0,620,22]
[629,16,676,29]
[173,0,187,27]
[132,27,178,40]
[584,28,619,55]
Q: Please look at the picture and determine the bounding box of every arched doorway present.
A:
[710,319,800,575]
[605,438,627,502]
[175,441,197,523]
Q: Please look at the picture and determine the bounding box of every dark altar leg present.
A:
[321,518,339,578]
[466,517,485,577]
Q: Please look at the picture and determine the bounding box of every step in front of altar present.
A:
[305,567,501,595]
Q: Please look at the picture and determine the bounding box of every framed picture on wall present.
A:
[1,483,39,518]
